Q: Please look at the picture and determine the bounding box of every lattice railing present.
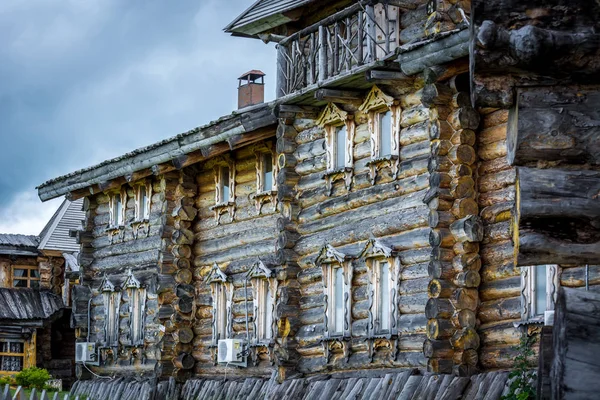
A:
[277,1,400,97]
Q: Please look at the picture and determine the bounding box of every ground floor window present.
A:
[0,341,24,372]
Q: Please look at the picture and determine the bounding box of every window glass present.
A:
[535,265,548,315]
[30,280,40,289]
[139,186,147,220]
[263,153,273,192]
[0,341,24,372]
[379,261,390,331]
[217,286,227,340]
[115,194,123,225]
[333,267,344,334]
[13,268,27,278]
[264,282,273,340]
[379,111,392,157]
[335,125,346,169]
[30,269,40,278]
[221,167,230,202]
[13,279,27,288]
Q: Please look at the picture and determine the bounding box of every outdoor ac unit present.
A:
[75,342,99,365]
[217,339,246,367]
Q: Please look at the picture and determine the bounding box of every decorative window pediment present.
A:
[250,143,279,215]
[317,103,355,196]
[520,265,559,326]
[247,260,278,352]
[99,274,116,293]
[359,86,401,184]
[207,156,236,223]
[205,263,232,349]
[315,245,353,341]
[123,268,141,289]
[360,239,400,362]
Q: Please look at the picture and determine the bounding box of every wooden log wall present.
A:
[422,81,482,375]
[191,138,280,377]
[292,87,434,373]
[476,108,522,370]
[399,0,470,45]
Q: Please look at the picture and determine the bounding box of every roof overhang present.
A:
[37,102,278,202]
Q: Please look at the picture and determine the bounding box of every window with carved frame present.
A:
[206,263,232,346]
[247,260,277,344]
[134,182,152,222]
[109,188,127,228]
[0,340,25,373]
[316,103,356,195]
[99,275,120,347]
[12,265,40,289]
[250,143,279,214]
[123,269,146,346]
[358,86,401,184]
[208,156,236,222]
[360,239,399,337]
[315,245,353,339]
[521,264,559,324]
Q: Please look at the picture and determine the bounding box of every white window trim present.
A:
[248,260,278,345]
[108,188,127,228]
[253,143,278,194]
[134,183,152,222]
[520,264,559,324]
[316,244,353,339]
[206,263,232,346]
[208,156,236,222]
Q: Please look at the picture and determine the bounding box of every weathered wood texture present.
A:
[476,109,522,369]
[507,87,600,166]
[514,167,600,266]
[551,287,600,400]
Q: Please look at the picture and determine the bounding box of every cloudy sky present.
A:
[0,0,276,234]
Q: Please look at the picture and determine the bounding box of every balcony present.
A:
[276,1,400,99]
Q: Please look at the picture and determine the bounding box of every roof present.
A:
[0,234,40,256]
[224,0,316,37]
[239,69,266,79]
[38,198,85,253]
[0,288,64,324]
[37,102,277,201]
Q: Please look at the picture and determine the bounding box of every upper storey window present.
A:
[134,183,151,221]
[521,265,559,324]
[316,103,355,196]
[12,265,40,289]
[251,143,279,214]
[208,156,236,223]
[109,189,126,228]
[358,86,401,184]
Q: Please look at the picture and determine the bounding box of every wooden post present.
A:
[319,25,328,82]
[276,44,288,98]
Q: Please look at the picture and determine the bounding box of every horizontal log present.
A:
[450,215,483,242]
[478,297,521,324]
[423,339,453,358]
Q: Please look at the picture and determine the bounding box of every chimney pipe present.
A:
[238,70,265,109]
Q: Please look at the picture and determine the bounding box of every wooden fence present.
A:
[0,385,78,400]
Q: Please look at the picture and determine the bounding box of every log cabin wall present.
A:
[399,0,470,45]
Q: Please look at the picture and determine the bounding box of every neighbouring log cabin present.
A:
[0,199,85,388]
[36,0,600,399]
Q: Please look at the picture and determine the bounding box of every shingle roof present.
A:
[0,288,64,322]
[38,198,85,253]
[224,0,316,36]
[0,234,40,256]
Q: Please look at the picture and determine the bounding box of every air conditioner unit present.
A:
[217,339,246,367]
[75,342,99,365]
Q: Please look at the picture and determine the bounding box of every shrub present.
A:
[0,375,13,386]
[14,367,50,390]
[502,334,537,400]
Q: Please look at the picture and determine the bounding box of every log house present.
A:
[35,0,600,398]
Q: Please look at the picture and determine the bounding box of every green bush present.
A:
[0,375,13,386]
[502,335,537,400]
[14,367,50,390]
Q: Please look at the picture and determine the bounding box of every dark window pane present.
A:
[13,279,27,288]
[263,153,273,191]
[30,269,40,278]
[379,111,392,156]
[30,280,40,289]
[13,269,27,278]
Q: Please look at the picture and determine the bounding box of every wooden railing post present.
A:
[366,4,377,62]
[319,25,328,82]
[276,44,288,98]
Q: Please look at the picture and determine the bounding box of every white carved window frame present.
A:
[316,103,355,195]
[206,263,233,346]
[315,244,353,339]
[108,187,127,228]
[247,260,278,345]
[99,275,120,348]
[358,86,401,184]
[208,156,236,223]
[520,264,559,324]
[359,239,399,337]
[250,142,279,214]
[123,269,146,346]
[133,181,152,222]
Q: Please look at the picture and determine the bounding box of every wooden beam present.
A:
[507,86,600,166]
[513,167,600,266]
[314,89,363,104]
[365,69,408,83]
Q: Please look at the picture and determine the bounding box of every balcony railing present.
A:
[276,1,400,98]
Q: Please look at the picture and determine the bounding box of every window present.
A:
[248,260,277,344]
[335,125,347,170]
[12,265,40,289]
[220,166,230,203]
[207,263,231,345]
[0,341,24,372]
[316,245,353,339]
[263,154,274,192]
[360,239,399,336]
[100,276,120,347]
[109,190,126,227]
[378,111,392,157]
[209,157,237,222]
[124,269,145,346]
[521,265,559,322]
[254,145,278,194]
[135,184,151,221]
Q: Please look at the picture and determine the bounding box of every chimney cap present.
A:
[238,70,266,81]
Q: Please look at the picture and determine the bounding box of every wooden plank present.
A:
[438,376,471,400]
[397,375,423,400]
[482,372,509,400]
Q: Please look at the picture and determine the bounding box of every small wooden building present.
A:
[37,0,600,398]
[0,199,85,388]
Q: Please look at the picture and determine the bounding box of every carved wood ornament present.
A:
[316,103,356,196]
[358,86,402,184]
[315,244,354,364]
[359,239,401,362]
[250,142,279,215]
